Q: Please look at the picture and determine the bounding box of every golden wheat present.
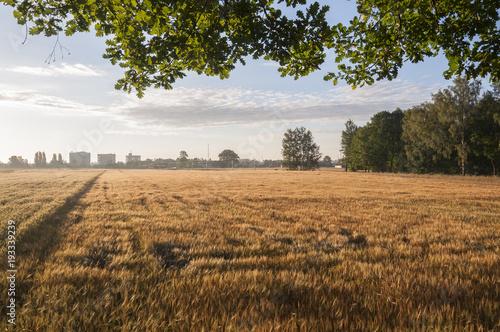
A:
[1,169,499,331]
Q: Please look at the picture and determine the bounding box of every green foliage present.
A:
[2,0,498,95]
[340,119,358,171]
[401,78,500,175]
[320,155,332,167]
[403,78,487,175]
[177,150,189,168]
[344,110,404,172]
[349,125,371,171]
[432,78,481,175]
[8,156,27,168]
[218,149,239,168]
[34,151,47,168]
[327,0,500,88]
[281,127,321,170]
[469,89,500,175]
[344,80,500,176]
[2,0,332,97]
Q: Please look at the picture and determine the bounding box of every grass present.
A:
[1,169,499,331]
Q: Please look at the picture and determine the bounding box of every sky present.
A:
[0,1,473,164]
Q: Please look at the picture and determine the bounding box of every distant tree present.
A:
[218,150,240,168]
[49,153,65,168]
[191,158,203,168]
[432,78,482,175]
[115,162,126,169]
[344,110,404,172]
[341,120,358,171]
[403,104,451,173]
[34,151,48,168]
[281,127,322,170]
[367,109,405,172]
[177,150,189,168]
[9,156,26,168]
[349,126,371,171]
[402,78,495,175]
[322,155,333,167]
[49,153,57,166]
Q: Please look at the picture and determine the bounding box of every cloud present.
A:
[0,88,103,114]
[109,80,445,128]
[261,61,281,68]
[7,63,106,77]
[0,79,446,135]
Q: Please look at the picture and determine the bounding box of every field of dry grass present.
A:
[1,169,499,330]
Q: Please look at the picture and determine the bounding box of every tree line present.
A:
[6,152,65,168]
[2,149,284,169]
[3,145,336,170]
[341,79,500,175]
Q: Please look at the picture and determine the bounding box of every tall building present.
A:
[97,153,116,165]
[69,151,91,167]
[126,152,141,163]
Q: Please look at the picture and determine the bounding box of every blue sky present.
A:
[0,2,464,163]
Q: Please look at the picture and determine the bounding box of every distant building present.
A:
[126,153,141,163]
[69,151,91,167]
[97,153,116,166]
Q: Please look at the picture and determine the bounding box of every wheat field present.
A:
[1,169,499,331]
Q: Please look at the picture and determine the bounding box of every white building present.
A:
[97,154,116,165]
[126,152,141,163]
[69,151,91,167]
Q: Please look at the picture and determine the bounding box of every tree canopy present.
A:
[343,80,500,175]
[218,149,239,168]
[3,0,499,96]
[281,126,321,170]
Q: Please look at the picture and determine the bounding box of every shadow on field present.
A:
[5,172,103,311]
[150,241,191,269]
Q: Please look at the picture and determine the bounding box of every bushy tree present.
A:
[4,0,498,96]
[366,110,404,172]
[49,153,65,168]
[329,0,500,87]
[177,150,189,168]
[218,150,239,168]
[344,110,404,172]
[9,156,26,168]
[348,126,369,171]
[403,78,482,175]
[34,151,47,168]
[321,155,332,167]
[341,119,358,172]
[50,153,57,165]
[402,78,500,175]
[469,89,500,175]
[281,127,321,170]
[432,78,481,175]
